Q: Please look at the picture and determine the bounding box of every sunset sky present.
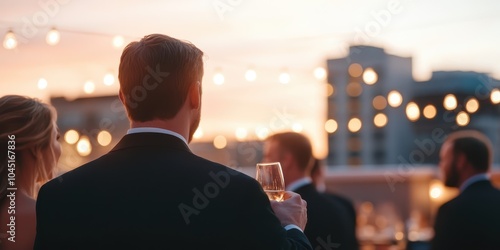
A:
[1,0,499,157]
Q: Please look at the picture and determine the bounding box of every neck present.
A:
[130,118,190,142]
[458,168,485,187]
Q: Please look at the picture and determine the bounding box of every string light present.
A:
[374,113,388,127]
[83,81,95,94]
[213,71,225,85]
[46,27,60,45]
[348,63,362,77]
[112,35,125,48]
[235,128,248,141]
[37,78,48,90]
[76,136,92,156]
[490,89,500,104]
[465,98,479,113]
[456,111,470,126]
[103,73,115,86]
[213,135,227,149]
[313,67,327,80]
[279,71,290,84]
[3,30,17,49]
[245,68,257,82]
[97,130,112,146]
[348,118,362,133]
[64,130,80,145]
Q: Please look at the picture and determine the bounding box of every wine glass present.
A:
[256,162,285,202]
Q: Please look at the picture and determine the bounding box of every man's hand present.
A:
[270,191,308,231]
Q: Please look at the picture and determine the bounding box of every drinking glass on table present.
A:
[256,162,285,202]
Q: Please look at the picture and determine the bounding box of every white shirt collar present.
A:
[286,177,312,192]
[460,173,489,192]
[127,127,188,145]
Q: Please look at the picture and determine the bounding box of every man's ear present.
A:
[455,153,468,171]
[119,89,125,105]
[189,81,201,109]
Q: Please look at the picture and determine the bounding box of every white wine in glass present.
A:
[256,162,285,202]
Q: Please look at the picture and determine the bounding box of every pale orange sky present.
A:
[1,0,499,158]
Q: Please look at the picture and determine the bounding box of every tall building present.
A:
[326,46,500,167]
[327,46,414,166]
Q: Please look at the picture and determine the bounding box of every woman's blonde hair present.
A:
[0,95,57,200]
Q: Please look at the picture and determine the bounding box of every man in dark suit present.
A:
[431,130,500,250]
[35,34,311,250]
[264,132,358,250]
[310,159,357,235]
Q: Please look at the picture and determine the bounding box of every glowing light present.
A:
[213,135,227,149]
[314,67,327,80]
[76,136,92,156]
[64,130,80,145]
[374,113,388,127]
[325,119,338,133]
[255,127,269,140]
[83,81,95,94]
[465,98,479,113]
[213,72,225,85]
[491,89,500,104]
[430,187,443,199]
[423,105,437,119]
[292,123,303,132]
[395,232,404,241]
[348,118,362,133]
[3,30,17,49]
[456,111,470,126]
[443,94,457,110]
[245,69,257,82]
[373,95,387,110]
[406,102,420,121]
[346,82,363,97]
[235,128,248,141]
[103,73,115,86]
[362,68,378,85]
[38,78,48,90]
[387,90,403,108]
[113,35,125,48]
[97,130,112,146]
[326,84,335,97]
[348,63,363,77]
[193,128,203,139]
[46,28,60,45]
[279,72,290,84]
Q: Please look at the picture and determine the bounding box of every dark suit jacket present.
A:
[294,183,358,250]
[35,133,312,250]
[431,179,500,250]
[322,192,357,242]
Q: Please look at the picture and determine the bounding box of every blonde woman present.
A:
[0,95,61,250]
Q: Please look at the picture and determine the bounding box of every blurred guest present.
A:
[34,34,311,250]
[0,95,61,250]
[264,132,358,250]
[431,130,500,250]
[310,159,357,234]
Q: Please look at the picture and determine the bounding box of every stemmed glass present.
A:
[256,162,285,202]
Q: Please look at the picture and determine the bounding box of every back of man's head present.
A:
[446,130,493,172]
[267,132,314,173]
[118,34,204,122]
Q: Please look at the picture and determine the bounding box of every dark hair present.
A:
[118,34,204,122]
[267,132,314,172]
[447,130,492,172]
